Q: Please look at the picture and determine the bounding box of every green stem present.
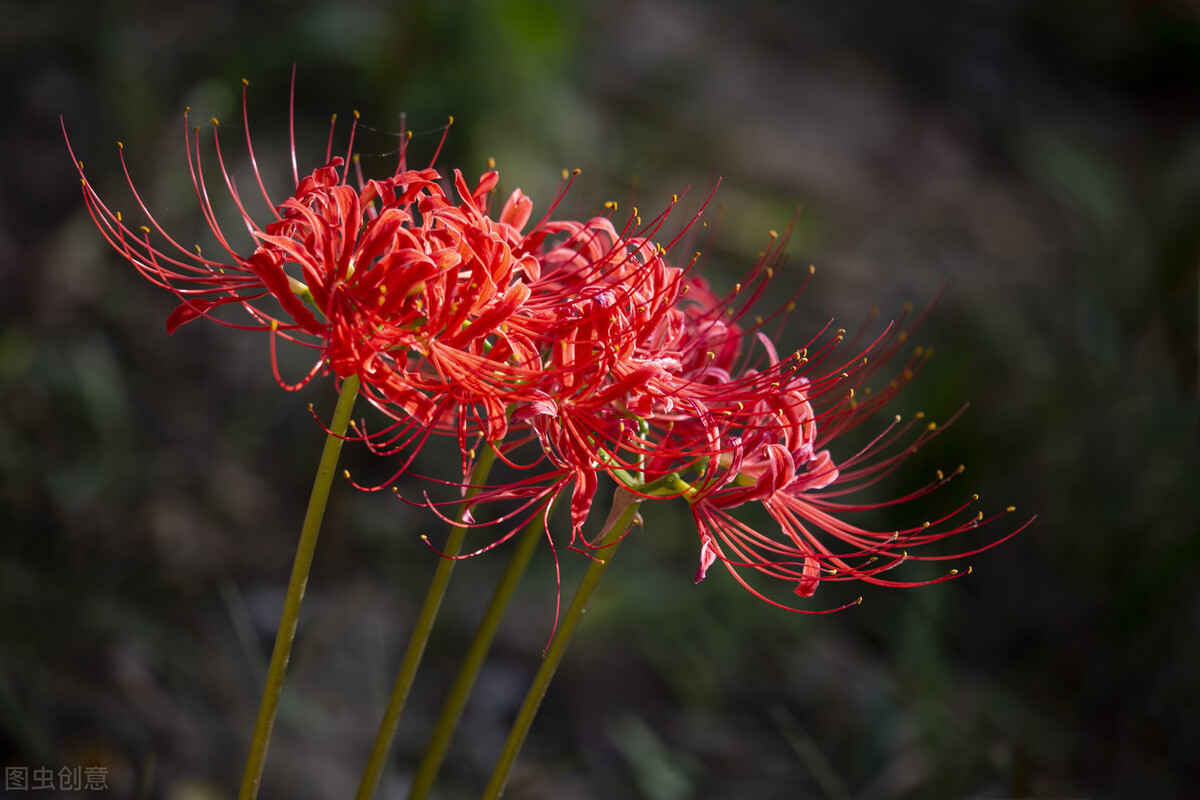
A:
[355,446,498,800]
[408,514,547,800]
[481,488,642,800]
[238,373,360,800]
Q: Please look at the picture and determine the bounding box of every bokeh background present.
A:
[3,0,1199,798]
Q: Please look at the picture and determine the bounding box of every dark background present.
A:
[3,0,1198,798]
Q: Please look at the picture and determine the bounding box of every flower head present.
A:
[66,81,572,468]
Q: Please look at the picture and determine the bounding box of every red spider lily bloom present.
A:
[678,307,1032,611]
[65,81,567,466]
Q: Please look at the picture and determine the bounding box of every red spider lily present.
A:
[69,76,1026,610]
[64,80,579,468]
[678,311,1032,611]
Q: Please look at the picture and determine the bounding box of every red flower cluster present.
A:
[68,82,1027,610]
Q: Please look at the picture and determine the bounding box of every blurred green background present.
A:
[2,0,1198,798]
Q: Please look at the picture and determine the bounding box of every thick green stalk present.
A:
[355,446,498,800]
[238,373,360,800]
[407,514,547,800]
[481,489,642,800]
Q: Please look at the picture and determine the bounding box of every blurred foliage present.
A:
[2,0,1199,798]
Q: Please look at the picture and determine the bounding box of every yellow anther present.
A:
[117,141,124,149]
[604,201,617,210]
[786,302,796,311]
[562,168,569,180]
[936,469,944,480]
[139,225,150,234]
[211,117,219,125]
[116,211,122,221]
[949,569,959,576]
[808,264,816,274]
[672,193,678,203]
[898,331,908,343]
[926,421,937,431]
[734,283,741,292]
[755,315,763,325]
[487,157,496,169]
[447,115,454,124]
[271,320,279,331]
[975,511,983,521]
[343,469,351,478]
[1006,505,1016,512]
[915,411,926,419]
[894,414,902,423]
[971,493,979,501]
[353,109,360,119]
[572,168,581,175]
[956,464,965,474]
[242,78,249,86]
[766,267,774,279]
[848,388,855,398]
[769,229,778,239]
[914,346,924,357]
[921,521,931,529]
